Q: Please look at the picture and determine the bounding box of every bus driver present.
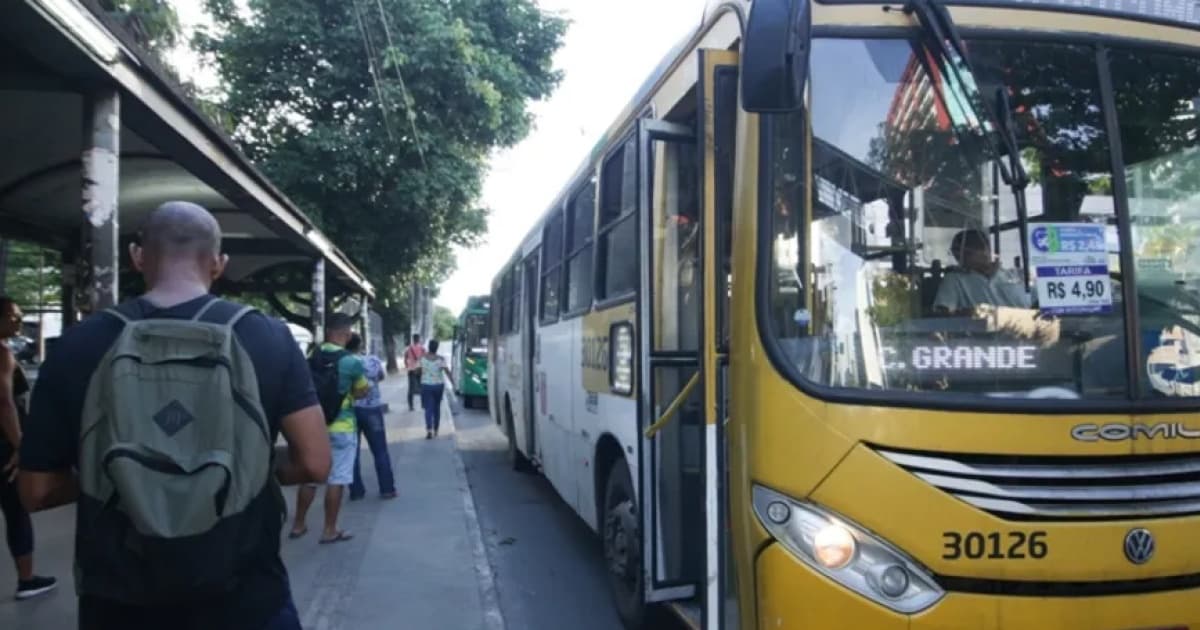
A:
[934,228,1031,314]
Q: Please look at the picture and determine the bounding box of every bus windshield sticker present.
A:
[1028,223,1113,316]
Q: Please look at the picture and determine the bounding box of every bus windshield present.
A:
[765,37,1200,402]
[462,313,489,357]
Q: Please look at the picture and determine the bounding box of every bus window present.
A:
[765,37,1130,400]
[598,135,639,300]
[652,138,700,352]
[541,210,564,322]
[505,265,518,334]
[564,178,596,314]
[497,267,510,334]
[1112,48,1200,398]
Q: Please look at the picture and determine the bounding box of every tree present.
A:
[866,40,1200,227]
[196,0,566,339]
[433,305,456,342]
[98,0,181,54]
[1,242,60,312]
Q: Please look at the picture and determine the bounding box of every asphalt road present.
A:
[452,405,687,630]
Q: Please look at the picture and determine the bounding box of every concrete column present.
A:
[81,90,120,312]
[360,295,371,355]
[311,258,326,344]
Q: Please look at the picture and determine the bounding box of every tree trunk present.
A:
[384,331,399,374]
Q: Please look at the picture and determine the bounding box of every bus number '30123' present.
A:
[581,335,609,371]
[942,531,1049,560]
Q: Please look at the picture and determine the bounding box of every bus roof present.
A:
[461,295,491,315]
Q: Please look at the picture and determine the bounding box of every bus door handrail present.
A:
[643,371,700,439]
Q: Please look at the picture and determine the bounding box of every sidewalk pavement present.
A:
[0,375,503,630]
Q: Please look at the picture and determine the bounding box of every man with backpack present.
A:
[18,202,332,629]
[289,313,368,544]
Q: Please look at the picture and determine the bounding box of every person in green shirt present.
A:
[290,314,368,544]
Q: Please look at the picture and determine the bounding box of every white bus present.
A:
[491,0,1200,629]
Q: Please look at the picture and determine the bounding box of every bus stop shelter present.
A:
[0,0,373,343]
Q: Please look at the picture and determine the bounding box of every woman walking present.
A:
[419,339,452,439]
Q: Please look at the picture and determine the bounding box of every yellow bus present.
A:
[489,0,1200,627]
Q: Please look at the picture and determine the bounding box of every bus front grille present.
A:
[876,448,1200,520]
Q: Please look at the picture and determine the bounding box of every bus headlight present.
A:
[752,485,943,614]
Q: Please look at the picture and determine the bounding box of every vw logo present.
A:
[1123,528,1155,565]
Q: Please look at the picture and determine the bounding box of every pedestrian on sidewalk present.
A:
[18,201,332,629]
[419,339,453,439]
[348,334,396,501]
[0,296,56,601]
[292,313,368,544]
[404,334,425,411]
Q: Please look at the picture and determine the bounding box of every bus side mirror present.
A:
[741,0,811,113]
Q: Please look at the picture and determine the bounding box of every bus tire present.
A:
[602,459,646,629]
[505,399,533,473]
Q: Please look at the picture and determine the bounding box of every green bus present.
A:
[452,295,490,408]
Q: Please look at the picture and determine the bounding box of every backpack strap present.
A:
[193,298,257,329]
[105,300,144,324]
[190,297,225,323]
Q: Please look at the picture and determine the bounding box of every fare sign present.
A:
[1029,223,1114,316]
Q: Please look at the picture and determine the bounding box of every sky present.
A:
[437,0,705,313]
[171,0,705,314]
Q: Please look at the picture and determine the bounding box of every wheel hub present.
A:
[604,499,639,585]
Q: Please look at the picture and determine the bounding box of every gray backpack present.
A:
[75,299,276,604]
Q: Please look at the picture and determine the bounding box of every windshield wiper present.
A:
[903,0,1033,288]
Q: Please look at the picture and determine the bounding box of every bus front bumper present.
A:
[756,543,1200,630]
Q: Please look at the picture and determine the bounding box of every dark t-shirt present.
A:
[22,295,317,629]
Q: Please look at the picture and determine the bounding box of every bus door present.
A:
[699,49,739,630]
[637,115,702,603]
[637,49,739,628]
[522,253,539,460]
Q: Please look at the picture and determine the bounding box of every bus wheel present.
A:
[602,460,645,629]
[505,401,533,473]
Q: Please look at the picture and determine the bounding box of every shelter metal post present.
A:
[81,89,120,312]
[311,258,326,344]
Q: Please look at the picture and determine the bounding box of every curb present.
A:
[444,388,507,630]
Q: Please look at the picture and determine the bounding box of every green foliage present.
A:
[0,242,60,310]
[98,0,181,53]
[433,305,456,341]
[195,0,566,332]
[867,273,915,328]
[866,41,1200,225]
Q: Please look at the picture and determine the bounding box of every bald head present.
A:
[131,201,228,293]
[139,201,222,258]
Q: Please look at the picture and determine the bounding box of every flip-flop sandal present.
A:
[287,527,308,539]
[318,531,354,545]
